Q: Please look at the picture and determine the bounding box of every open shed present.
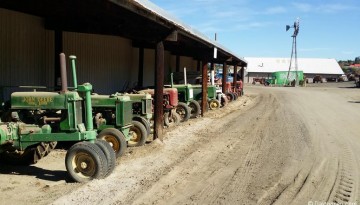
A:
[0,0,247,138]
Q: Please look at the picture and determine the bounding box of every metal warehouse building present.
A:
[244,57,344,83]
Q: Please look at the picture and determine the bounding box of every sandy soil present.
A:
[1,82,359,205]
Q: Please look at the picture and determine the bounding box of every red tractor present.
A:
[139,88,181,127]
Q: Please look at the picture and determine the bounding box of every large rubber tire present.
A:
[188,100,201,118]
[65,141,108,182]
[176,102,191,122]
[208,99,220,110]
[221,95,228,107]
[225,92,234,102]
[95,139,116,177]
[0,141,57,165]
[128,121,147,147]
[164,111,180,127]
[97,128,127,158]
[133,116,151,136]
[233,92,238,100]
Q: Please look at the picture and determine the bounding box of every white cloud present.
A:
[264,6,287,14]
[292,2,357,13]
[292,3,313,12]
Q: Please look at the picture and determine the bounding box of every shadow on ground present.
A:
[0,163,68,182]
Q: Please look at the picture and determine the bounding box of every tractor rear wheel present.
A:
[95,139,116,177]
[128,121,147,147]
[164,111,181,127]
[209,99,220,110]
[65,141,108,182]
[176,102,191,122]
[97,128,127,158]
[0,141,57,165]
[188,100,200,118]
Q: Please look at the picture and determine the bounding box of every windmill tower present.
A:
[285,18,300,86]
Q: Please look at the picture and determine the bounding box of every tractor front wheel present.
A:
[97,128,127,158]
[65,141,108,182]
[164,111,181,127]
[188,100,201,118]
[209,99,220,110]
[95,139,116,177]
[176,102,191,122]
[128,121,147,147]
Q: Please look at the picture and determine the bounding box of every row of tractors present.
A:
[0,54,243,183]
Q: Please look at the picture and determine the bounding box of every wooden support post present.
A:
[54,30,63,90]
[154,41,164,140]
[137,47,144,88]
[201,61,208,117]
[222,62,227,94]
[176,55,180,72]
[233,64,238,92]
[241,66,245,82]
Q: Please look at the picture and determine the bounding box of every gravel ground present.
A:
[1,81,359,205]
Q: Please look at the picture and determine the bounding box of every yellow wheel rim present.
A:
[72,151,96,178]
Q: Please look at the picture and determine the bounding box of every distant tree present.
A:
[355,56,360,64]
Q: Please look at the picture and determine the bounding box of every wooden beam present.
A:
[176,55,180,72]
[165,30,178,42]
[201,61,208,117]
[137,47,144,88]
[241,66,245,82]
[154,41,164,140]
[222,62,227,94]
[233,65,237,93]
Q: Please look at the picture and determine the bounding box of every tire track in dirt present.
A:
[128,94,269,204]
[328,142,358,204]
[131,92,313,205]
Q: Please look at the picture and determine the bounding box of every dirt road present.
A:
[1,82,359,205]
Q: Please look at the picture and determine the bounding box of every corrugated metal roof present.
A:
[245,57,344,75]
[130,0,247,64]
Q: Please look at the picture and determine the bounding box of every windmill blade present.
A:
[286,25,291,31]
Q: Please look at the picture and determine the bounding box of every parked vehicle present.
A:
[139,88,181,127]
[0,53,117,182]
[167,73,200,120]
[313,75,323,83]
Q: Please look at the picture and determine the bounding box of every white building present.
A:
[244,57,345,83]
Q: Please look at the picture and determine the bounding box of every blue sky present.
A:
[150,0,359,61]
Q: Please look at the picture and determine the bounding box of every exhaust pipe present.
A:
[170,73,174,87]
[60,53,68,92]
[69,55,78,89]
[184,67,187,85]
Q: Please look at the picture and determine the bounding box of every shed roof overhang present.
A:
[0,0,247,66]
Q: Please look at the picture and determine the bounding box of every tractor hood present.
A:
[11,91,81,110]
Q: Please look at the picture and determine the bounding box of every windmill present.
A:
[285,18,300,86]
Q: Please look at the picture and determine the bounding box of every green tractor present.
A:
[68,56,151,152]
[166,73,201,121]
[91,93,151,148]
[0,53,118,182]
[121,93,152,136]
[192,85,223,110]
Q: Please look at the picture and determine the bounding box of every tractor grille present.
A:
[144,99,152,115]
